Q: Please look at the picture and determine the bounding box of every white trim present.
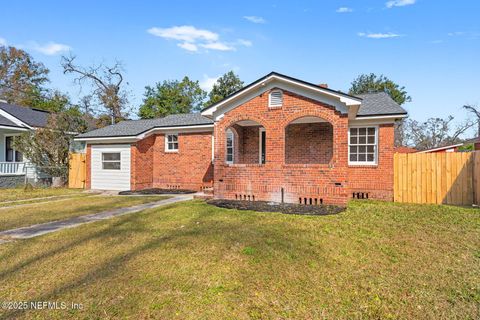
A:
[209,81,353,122]
[137,124,214,140]
[4,134,23,162]
[355,114,407,120]
[0,125,29,132]
[348,125,379,166]
[201,74,361,118]
[0,109,32,129]
[101,152,121,171]
[165,133,179,152]
[258,127,266,164]
[417,143,463,153]
[225,128,234,164]
[268,90,283,108]
[74,124,214,143]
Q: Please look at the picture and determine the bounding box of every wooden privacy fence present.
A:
[394,152,480,206]
[68,153,86,189]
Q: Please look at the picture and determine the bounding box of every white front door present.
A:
[91,145,131,190]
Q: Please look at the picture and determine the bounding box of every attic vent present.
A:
[269,90,283,108]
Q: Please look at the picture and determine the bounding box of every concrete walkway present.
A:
[0,195,193,242]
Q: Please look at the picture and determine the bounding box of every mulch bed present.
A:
[119,188,197,195]
[207,199,345,216]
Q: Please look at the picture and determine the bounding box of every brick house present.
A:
[76,72,407,205]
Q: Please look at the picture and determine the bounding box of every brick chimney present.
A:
[318,83,328,88]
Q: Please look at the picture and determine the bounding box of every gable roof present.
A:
[355,92,407,117]
[0,114,24,128]
[201,71,407,119]
[0,102,50,128]
[76,113,213,139]
[201,71,362,117]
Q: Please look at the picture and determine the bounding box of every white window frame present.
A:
[226,129,234,164]
[165,133,179,152]
[348,126,378,166]
[4,134,23,162]
[268,90,283,108]
[101,152,121,170]
[258,127,266,164]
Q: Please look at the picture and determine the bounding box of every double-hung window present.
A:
[226,129,234,164]
[165,134,179,152]
[102,152,121,170]
[5,136,23,162]
[349,127,377,165]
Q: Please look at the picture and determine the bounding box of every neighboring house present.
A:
[395,146,418,153]
[418,137,480,153]
[76,72,407,205]
[0,101,50,187]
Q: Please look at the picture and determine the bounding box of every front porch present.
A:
[0,128,28,187]
[215,114,349,205]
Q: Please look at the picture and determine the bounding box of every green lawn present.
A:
[0,200,479,319]
[0,188,84,203]
[0,195,169,232]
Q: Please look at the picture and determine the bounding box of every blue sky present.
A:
[1,0,479,133]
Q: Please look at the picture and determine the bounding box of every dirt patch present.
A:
[207,199,345,215]
[119,188,196,195]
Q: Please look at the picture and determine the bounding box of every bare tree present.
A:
[61,55,129,124]
[405,116,475,150]
[463,105,480,137]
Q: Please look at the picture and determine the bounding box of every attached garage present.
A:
[90,144,131,191]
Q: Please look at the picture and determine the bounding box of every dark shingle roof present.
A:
[0,102,50,127]
[77,113,213,138]
[77,91,407,139]
[355,92,407,117]
[0,114,23,128]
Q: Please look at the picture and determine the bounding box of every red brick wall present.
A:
[285,122,333,164]
[348,124,395,200]
[151,132,214,190]
[214,89,349,205]
[131,135,155,190]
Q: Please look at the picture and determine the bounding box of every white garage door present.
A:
[91,145,131,191]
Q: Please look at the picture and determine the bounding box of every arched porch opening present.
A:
[284,116,333,164]
[225,120,266,165]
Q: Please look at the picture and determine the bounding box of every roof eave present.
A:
[75,123,214,142]
[355,113,408,119]
[201,72,362,117]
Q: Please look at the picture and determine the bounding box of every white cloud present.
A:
[430,39,443,44]
[386,0,416,8]
[448,31,465,36]
[237,39,252,47]
[336,7,353,13]
[243,16,266,24]
[147,25,218,42]
[148,25,251,52]
[33,42,71,55]
[0,37,6,46]
[358,32,402,39]
[200,42,235,51]
[178,42,198,52]
[200,75,220,91]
